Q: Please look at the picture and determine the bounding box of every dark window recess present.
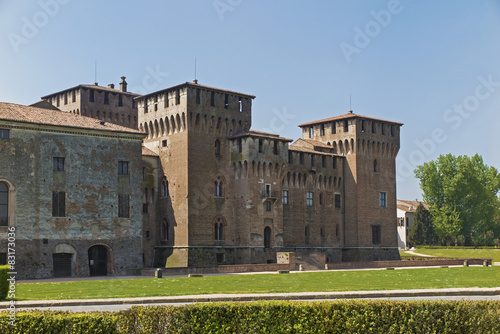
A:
[391,125,395,137]
[288,151,293,163]
[210,91,215,106]
[333,157,337,169]
[215,221,223,241]
[374,159,378,173]
[238,138,242,153]
[64,93,68,105]
[372,225,381,244]
[118,161,129,175]
[104,92,109,104]
[335,194,341,208]
[162,140,167,147]
[53,157,65,171]
[72,90,76,103]
[361,120,365,132]
[216,253,225,263]
[143,203,148,213]
[382,124,386,135]
[344,120,348,132]
[265,201,271,211]
[224,94,229,109]
[300,153,304,165]
[273,141,278,155]
[319,193,323,205]
[89,90,95,102]
[320,124,325,136]
[372,122,376,133]
[215,139,221,156]
[0,129,9,139]
[264,227,271,248]
[52,191,66,217]
[322,156,326,168]
[164,93,169,108]
[146,231,150,238]
[154,104,158,111]
[118,194,130,218]
[332,122,336,134]
[0,253,6,265]
[238,98,242,112]
[258,139,263,153]
[53,253,72,278]
[0,182,8,226]
[118,95,123,107]
[311,155,315,167]
[176,90,180,105]
[196,89,201,104]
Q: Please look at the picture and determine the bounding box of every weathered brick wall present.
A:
[0,124,143,279]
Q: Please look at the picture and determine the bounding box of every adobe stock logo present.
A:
[340,0,405,64]
[7,0,71,53]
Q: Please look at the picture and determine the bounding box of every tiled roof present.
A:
[288,146,340,156]
[229,129,293,142]
[299,112,404,127]
[41,84,140,99]
[300,139,332,149]
[0,102,143,135]
[30,100,61,110]
[142,146,159,157]
[397,200,429,212]
[137,81,256,100]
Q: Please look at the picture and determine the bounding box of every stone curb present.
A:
[4,288,500,308]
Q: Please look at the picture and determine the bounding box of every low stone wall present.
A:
[326,258,492,269]
[142,263,292,276]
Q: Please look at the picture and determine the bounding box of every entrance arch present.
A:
[88,245,108,276]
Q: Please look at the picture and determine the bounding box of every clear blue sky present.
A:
[1,0,499,201]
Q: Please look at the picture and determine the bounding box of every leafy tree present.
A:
[414,154,500,245]
[408,203,436,247]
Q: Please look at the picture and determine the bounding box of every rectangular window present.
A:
[196,89,201,104]
[319,193,323,205]
[344,120,348,132]
[210,91,215,106]
[0,129,9,139]
[265,201,271,211]
[273,141,278,155]
[238,138,242,153]
[53,157,65,172]
[372,225,381,244]
[176,90,180,105]
[118,95,123,107]
[372,122,376,133]
[282,190,289,205]
[335,194,341,208]
[258,139,263,153]
[306,191,314,207]
[162,140,167,147]
[382,124,386,135]
[391,125,395,137]
[64,93,68,105]
[309,127,313,138]
[320,124,325,136]
[379,192,387,207]
[72,90,76,103]
[311,155,315,167]
[164,93,169,108]
[52,191,65,217]
[332,122,336,134]
[224,94,229,109]
[300,153,304,165]
[332,156,337,169]
[118,161,129,175]
[56,96,60,107]
[265,184,271,197]
[288,151,293,164]
[89,90,95,102]
[361,120,365,132]
[118,194,130,218]
[143,203,148,213]
[238,98,242,112]
[322,156,327,168]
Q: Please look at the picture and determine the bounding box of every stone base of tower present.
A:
[342,247,400,262]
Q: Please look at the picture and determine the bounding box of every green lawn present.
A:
[407,248,500,263]
[15,267,500,301]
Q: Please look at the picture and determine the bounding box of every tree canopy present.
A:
[414,153,500,245]
[407,203,437,247]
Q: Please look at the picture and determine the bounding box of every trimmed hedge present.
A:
[0,300,499,333]
[0,264,10,300]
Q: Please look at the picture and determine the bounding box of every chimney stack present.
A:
[108,84,115,89]
[120,76,127,92]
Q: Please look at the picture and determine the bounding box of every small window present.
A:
[391,125,395,137]
[118,95,123,107]
[72,90,76,103]
[300,153,304,165]
[306,191,314,207]
[264,226,271,248]
[264,184,271,197]
[64,93,68,105]
[104,92,109,105]
[322,156,327,168]
[372,225,381,244]
[335,194,341,208]
[164,93,169,108]
[214,177,223,197]
[374,159,378,173]
[144,104,148,114]
[238,98,242,112]
[320,124,325,136]
[89,90,95,102]
[154,104,158,111]
[332,122,336,134]
[265,201,271,211]
[382,124,386,135]
[210,91,215,106]
[176,90,180,105]
[0,182,9,226]
[215,218,224,241]
[319,193,323,205]
[379,192,387,207]
[282,190,289,205]
[258,139,263,153]
[118,161,129,175]
[53,157,65,172]
[162,140,167,147]
[273,141,278,155]
[56,96,60,107]
[162,178,169,197]
[196,89,201,104]
[118,194,130,218]
[309,127,313,138]
[216,253,225,263]
[0,129,9,139]
[372,122,376,133]
[332,156,337,169]
[361,120,365,132]
[311,155,315,167]
[215,139,221,156]
[344,120,348,132]
[52,191,66,217]
[224,94,229,109]
[142,203,148,213]
[238,138,242,153]
[288,151,293,164]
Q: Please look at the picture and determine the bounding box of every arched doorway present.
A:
[88,245,108,276]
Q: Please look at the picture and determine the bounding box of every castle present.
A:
[0,77,402,278]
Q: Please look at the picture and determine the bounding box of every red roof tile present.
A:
[0,102,143,135]
[137,81,256,100]
[298,112,404,127]
[142,146,159,157]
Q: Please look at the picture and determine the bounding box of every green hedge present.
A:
[0,264,10,300]
[0,300,499,333]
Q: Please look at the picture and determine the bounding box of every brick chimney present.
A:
[108,84,115,89]
[120,76,127,92]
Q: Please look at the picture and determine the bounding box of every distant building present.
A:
[396,200,429,249]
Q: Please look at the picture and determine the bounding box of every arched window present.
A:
[214,176,223,197]
[162,219,169,241]
[162,178,169,197]
[214,217,224,241]
[264,227,271,249]
[373,159,378,173]
[0,182,8,226]
[215,139,221,156]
